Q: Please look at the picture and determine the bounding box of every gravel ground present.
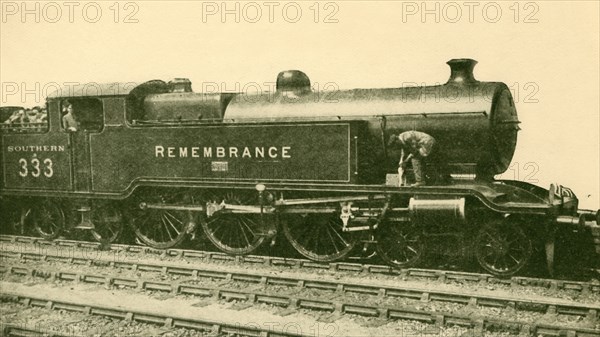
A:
[2,280,476,337]
[0,301,248,337]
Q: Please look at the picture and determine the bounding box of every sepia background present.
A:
[1,0,598,209]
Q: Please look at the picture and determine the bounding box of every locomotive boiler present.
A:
[225,59,519,182]
[1,59,598,277]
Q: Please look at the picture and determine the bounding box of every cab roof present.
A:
[47,82,138,99]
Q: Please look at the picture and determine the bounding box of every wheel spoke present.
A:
[210,222,224,236]
[324,224,340,253]
[406,245,418,256]
[239,216,258,237]
[164,212,182,235]
[328,221,348,247]
[383,246,396,257]
[165,211,184,226]
[508,253,520,265]
[239,219,251,247]
[483,246,495,258]
[161,215,175,242]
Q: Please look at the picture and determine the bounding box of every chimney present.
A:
[446,59,478,84]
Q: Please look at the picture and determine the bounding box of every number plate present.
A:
[211,161,228,172]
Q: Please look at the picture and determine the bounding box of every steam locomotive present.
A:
[1,59,598,277]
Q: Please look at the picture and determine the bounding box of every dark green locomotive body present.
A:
[2,59,598,276]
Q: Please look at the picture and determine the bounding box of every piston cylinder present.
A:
[408,197,466,228]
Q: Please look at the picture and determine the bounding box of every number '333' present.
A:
[18,157,54,178]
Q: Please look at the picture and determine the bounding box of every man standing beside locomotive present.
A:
[389,130,448,187]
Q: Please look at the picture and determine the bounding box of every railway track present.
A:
[2,234,599,295]
[3,260,599,320]
[0,292,309,337]
[2,249,599,336]
[2,324,75,337]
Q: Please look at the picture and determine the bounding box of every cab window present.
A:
[61,98,104,132]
